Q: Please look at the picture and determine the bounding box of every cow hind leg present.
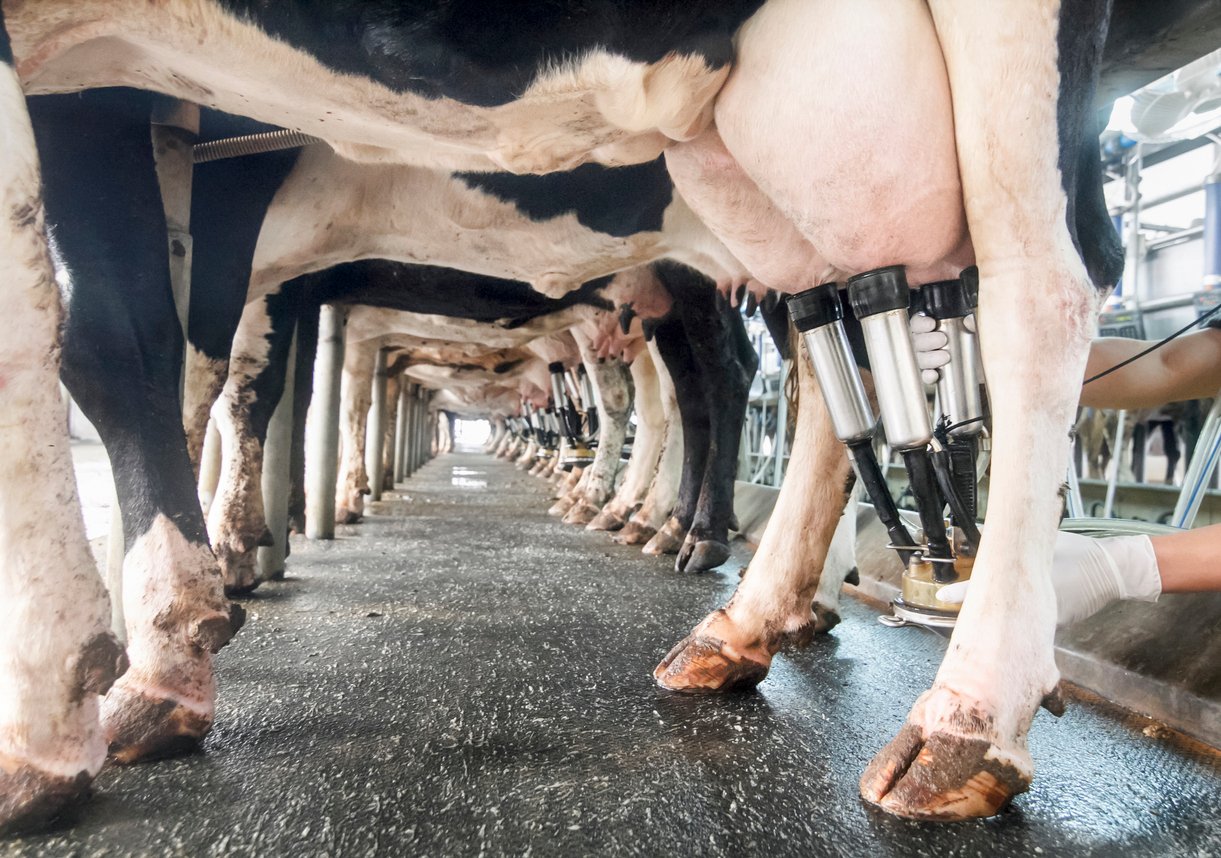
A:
[656,345,853,691]
[861,0,1113,820]
[643,309,710,557]
[676,285,757,572]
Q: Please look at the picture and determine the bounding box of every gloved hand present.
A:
[936,530,1162,627]
[909,312,977,385]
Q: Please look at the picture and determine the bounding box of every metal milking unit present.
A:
[549,362,596,470]
[787,266,988,632]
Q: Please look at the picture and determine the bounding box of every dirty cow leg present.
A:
[30,90,240,766]
[618,339,684,544]
[643,310,709,557]
[589,346,665,531]
[335,340,377,525]
[184,144,302,476]
[207,286,299,593]
[563,333,633,526]
[0,50,126,833]
[861,0,1108,820]
[656,346,852,691]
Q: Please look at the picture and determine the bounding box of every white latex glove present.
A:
[909,312,977,385]
[936,530,1162,627]
[909,313,949,385]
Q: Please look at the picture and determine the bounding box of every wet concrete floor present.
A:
[7,450,1221,857]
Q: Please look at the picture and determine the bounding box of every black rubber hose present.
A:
[902,448,955,581]
[847,439,917,568]
[931,448,983,554]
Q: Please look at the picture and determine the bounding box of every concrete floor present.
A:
[8,450,1221,857]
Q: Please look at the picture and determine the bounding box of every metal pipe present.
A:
[393,383,409,484]
[772,359,789,488]
[1102,409,1127,519]
[1146,224,1205,253]
[305,305,345,539]
[365,349,388,501]
[257,328,296,582]
[1123,143,1144,309]
[1172,392,1221,529]
[1205,156,1221,288]
[1065,457,1086,519]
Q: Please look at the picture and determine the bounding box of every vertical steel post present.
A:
[257,329,296,581]
[305,305,345,539]
[365,349,388,501]
[772,359,789,487]
[394,382,409,484]
[197,419,222,515]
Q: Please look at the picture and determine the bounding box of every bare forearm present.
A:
[1079,329,1221,409]
[1149,523,1221,593]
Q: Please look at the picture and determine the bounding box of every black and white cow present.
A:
[3,0,1220,832]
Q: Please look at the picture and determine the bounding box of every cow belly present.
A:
[715,0,971,284]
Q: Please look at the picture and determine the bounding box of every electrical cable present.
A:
[1083,300,1221,385]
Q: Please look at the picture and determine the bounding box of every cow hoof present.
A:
[188,602,247,654]
[642,519,686,556]
[614,520,656,545]
[811,602,841,634]
[549,496,576,517]
[0,759,93,835]
[860,695,1031,821]
[102,681,212,764]
[675,537,731,573]
[335,507,363,525]
[563,500,600,526]
[221,556,260,597]
[653,610,771,693]
[586,508,626,531]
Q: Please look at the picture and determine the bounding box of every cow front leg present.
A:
[861,0,1108,820]
[29,88,241,767]
[656,347,853,691]
[207,290,298,593]
[0,60,127,831]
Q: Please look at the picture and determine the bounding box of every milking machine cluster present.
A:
[787,266,988,631]
[548,362,597,470]
[505,365,600,472]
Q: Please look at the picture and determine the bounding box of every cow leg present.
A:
[656,345,852,690]
[861,0,1113,819]
[0,48,127,832]
[1161,420,1180,485]
[207,287,300,592]
[183,145,301,476]
[335,341,377,524]
[564,335,633,526]
[618,339,684,544]
[676,287,757,572]
[29,89,240,765]
[643,313,709,556]
[590,347,665,531]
